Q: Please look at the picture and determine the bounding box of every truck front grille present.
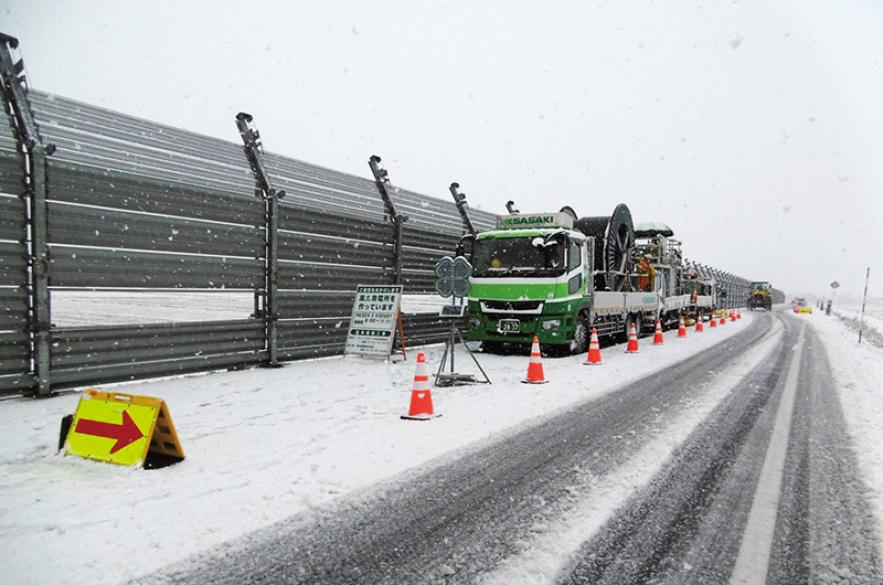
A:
[481,300,543,313]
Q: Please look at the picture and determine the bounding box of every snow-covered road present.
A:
[2,308,881,585]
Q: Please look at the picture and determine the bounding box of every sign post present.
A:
[859,268,870,344]
[344,285,404,360]
[828,280,840,316]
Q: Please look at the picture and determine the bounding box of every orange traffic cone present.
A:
[695,314,704,333]
[710,314,717,328]
[678,316,687,338]
[585,328,603,365]
[626,322,640,353]
[730,310,736,322]
[720,314,726,326]
[737,309,742,320]
[523,336,548,384]
[401,352,439,420]
[653,319,664,345]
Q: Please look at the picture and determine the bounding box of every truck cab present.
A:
[465,212,593,354]
[749,281,773,310]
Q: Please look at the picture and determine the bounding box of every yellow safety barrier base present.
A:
[64,389,185,469]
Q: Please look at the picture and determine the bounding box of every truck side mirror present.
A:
[456,234,475,259]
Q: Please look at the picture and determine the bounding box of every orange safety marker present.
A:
[401,352,440,420]
[710,314,717,328]
[585,328,603,365]
[523,336,548,383]
[737,309,742,320]
[695,314,704,333]
[625,322,640,353]
[730,310,737,322]
[720,314,727,326]
[678,316,687,338]
[653,319,664,345]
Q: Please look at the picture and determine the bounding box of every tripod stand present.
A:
[434,306,491,387]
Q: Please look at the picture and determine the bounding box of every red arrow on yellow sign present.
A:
[64,389,185,468]
[74,410,144,454]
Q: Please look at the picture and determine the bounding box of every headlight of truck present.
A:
[542,319,561,330]
[469,318,481,327]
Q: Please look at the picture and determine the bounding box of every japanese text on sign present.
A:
[345,285,403,358]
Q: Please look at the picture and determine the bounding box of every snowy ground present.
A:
[1,315,751,585]
[831,306,883,346]
[802,310,883,551]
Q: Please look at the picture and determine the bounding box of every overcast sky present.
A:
[4,0,882,299]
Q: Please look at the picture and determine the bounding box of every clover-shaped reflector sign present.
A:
[435,256,472,298]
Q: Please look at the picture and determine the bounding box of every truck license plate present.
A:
[499,319,520,333]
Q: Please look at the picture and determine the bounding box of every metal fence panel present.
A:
[48,246,264,289]
[0,287,28,330]
[276,291,355,319]
[266,155,388,224]
[277,318,349,358]
[0,331,30,375]
[398,314,467,348]
[48,202,265,257]
[400,270,440,293]
[51,351,267,388]
[48,166,264,226]
[0,241,26,286]
[0,110,20,195]
[0,195,24,241]
[397,226,463,292]
[278,230,391,268]
[1,71,505,396]
[278,205,391,242]
[28,92,249,162]
[278,261,390,291]
[30,92,257,198]
[402,225,463,250]
[50,320,265,369]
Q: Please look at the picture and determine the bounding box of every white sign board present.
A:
[499,212,574,230]
[344,285,403,359]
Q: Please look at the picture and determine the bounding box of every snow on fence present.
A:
[0,39,495,396]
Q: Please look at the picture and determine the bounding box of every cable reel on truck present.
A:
[573,204,636,292]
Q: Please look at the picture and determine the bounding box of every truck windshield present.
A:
[472,237,565,277]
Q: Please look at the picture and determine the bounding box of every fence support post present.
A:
[235,113,285,367]
[0,34,52,396]
[448,182,476,236]
[368,155,407,285]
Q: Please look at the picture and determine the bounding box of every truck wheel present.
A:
[571,313,589,355]
[621,314,636,343]
[482,341,503,354]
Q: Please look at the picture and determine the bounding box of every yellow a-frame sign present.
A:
[64,389,185,468]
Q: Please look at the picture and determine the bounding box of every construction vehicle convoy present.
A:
[455,202,781,355]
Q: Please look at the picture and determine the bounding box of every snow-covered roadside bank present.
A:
[804,311,883,554]
[831,308,883,347]
[0,314,753,585]
[479,317,784,585]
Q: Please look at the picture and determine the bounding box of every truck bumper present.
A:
[466,308,576,346]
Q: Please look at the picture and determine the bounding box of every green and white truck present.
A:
[463,204,693,355]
